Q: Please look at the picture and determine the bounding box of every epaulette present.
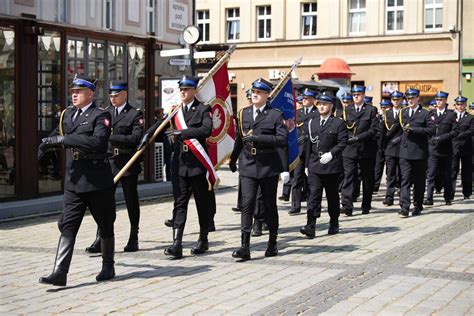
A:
[272,108,282,112]
[104,105,112,111]
[297,122,304,128]
[66,105,74,109]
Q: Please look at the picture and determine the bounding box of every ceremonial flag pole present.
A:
[268,57,303,171]
[113,44,237,184]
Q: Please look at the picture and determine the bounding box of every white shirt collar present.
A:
[78,102,93,113]
[116,102,127,115]
[437,108,445,115]
[184,100,194,111]
[305,106,313,114]
[253,105,265,115]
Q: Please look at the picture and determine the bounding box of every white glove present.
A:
[320,152,333,164]
[280,171,290,184]
[305,168,309,176]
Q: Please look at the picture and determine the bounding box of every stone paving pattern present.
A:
[0,168,473,315]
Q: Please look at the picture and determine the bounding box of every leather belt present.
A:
[244,146,276,156]
[111,148,135,156]
[71,149,108,161]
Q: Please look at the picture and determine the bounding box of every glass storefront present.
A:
[128,43,146,111]
[38,31,62,194]
[0,27,15,199]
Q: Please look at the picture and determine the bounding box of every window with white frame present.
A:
[197,10,210,42]
[146,0,155,33]
[257,5,271,40]
[226,8,240,42]
[301,2,317,38]
[349,0,366,35]
[425,0,443,31]
[386,0,403,32]
[103,0,113,29]
[56,0,68,23]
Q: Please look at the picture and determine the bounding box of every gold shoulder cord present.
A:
[342,106,356,131]
[384,111,395,131]
[239,109,252,136]
[399,109,405,127]
[59,108,67,136]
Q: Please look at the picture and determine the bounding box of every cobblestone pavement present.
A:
[0,168,473,315]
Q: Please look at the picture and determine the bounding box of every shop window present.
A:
[226,8,240,42]
[349,0,366,35]
[108,43,126,82]
[257,5,271,40]
[301,2,317,38]
[197,10,210,43]
[88,41,106,107]
[38,31,63,194]
[0,28,15,199]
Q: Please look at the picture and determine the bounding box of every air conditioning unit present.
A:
[154,142,164,182]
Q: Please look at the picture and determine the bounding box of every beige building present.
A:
[196,0,471,109]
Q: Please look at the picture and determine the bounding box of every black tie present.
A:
[306,108,309,115]
[73,108,82,122]
[115,108,119,117]
[321,119,326,126]
[255,109,261,120]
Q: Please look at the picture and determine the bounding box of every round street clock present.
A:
[183,25,201,45]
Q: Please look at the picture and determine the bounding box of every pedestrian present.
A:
[398,88,436,217]
[38,76,116,286]
[424,91,458,206]
[85,82,144,253]
[300,92,347,238]
[382,91,404,206]
[451,95,473,200]
[340,85,379,216]
[288,89,318,216]
[229,78,289,260]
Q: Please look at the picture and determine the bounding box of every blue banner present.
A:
[270,79,300,170]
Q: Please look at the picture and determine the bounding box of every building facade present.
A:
[0,0,193,201]
[195,0,472,109]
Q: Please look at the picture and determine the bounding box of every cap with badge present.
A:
[70,75,97,91]
[302,88,317,98]
[245,89,252,100]
[296,95,303,102]
[405,88,420,98]
[401,100,409,107]
[470,102,474,110]
[109,81,128,96]
[341,92,353,101]
[380,99,391,108]
[434,91,449,99]
[251,78,273,93]
[454,95,467,104]
[178,75,200,88]
[390,90,403,99]
[351,85,366,93]
[364,96,373,104]
[429,99,437,107]
[317,92,335,104]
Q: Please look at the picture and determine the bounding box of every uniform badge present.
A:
[104,118,110,127]
[138,118,144,125]
[431,116,435,121]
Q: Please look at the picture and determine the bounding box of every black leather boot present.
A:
[96,237,115,282]
[265,231,278,257]
[123,226,139,252]
[252,220,263,237]
[300,217,316,238]
[191,231,209,255]
[232,232,251,261]
[39,235,75,286]
[85,228,101,253]
[164,228,183,259]
[328,218,339,235]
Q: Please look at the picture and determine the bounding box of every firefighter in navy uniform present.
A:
[382,91,404,206]
[373,99,391,192]
[38,76,116,286]
[398,88,436,217]
[340,85,379,216]
[451,96,473,200]
[85,82,144,253]
[300,93,347,238]
[288,89,318,216]
[229,78,289,261]
[334,92,353,119]
[423,91,459,206]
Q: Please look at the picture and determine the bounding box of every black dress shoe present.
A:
[123,240,138,252]
[300,225,315,238]
[423,199,433,205]
[232,207,241,212]
[400,209,409,217]
[85,237,101,254]
[265,243,278,257]
[344,208,353,216]
[445,200,452,206]
[328,225,339,235]
[288,209,301,216]
[361,208,370,215]
[383,199,393,206]
[412,209,422,216]
[164,244,183,259]
[252,221,263,237]
[191,239,209,255]
[39,270,67,286]
[164,219,173,228]
[278,195,289,202]
[464,195,471,200]
[262,222,269,231]
[232,247,251,261]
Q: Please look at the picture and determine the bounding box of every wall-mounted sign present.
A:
[169,1,188,31]
[399,81,443,96]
